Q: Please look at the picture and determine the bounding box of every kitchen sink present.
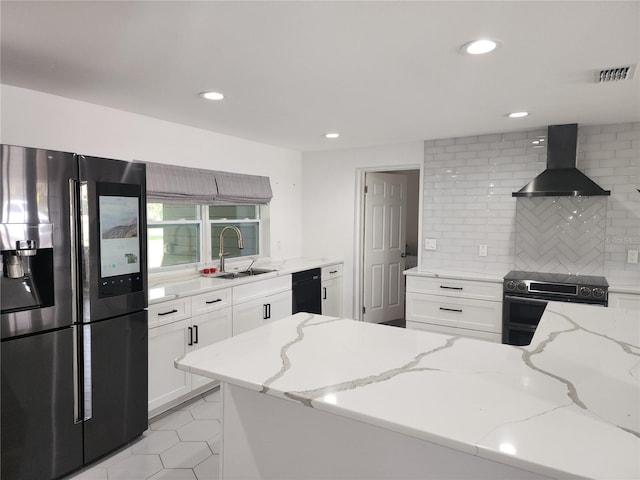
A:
[217,268,275,280]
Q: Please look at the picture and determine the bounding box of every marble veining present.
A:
[284,332,458,408]
[520,318,586,409]
[525,305,640,439]
[261,314,343,396]
[176,302,640,480]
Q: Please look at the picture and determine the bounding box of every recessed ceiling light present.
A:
[200,91,224,101]
[462,39,499,55]
[508,111,529,118]
[324,133,340,139]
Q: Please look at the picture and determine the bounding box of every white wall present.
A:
[301,142,424,319]
[0,85,303,260]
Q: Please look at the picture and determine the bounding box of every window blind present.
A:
[142,161,272,205]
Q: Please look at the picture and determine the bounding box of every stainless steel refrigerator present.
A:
[1,145,148,480]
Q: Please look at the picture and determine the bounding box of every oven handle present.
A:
[504,295,548,306]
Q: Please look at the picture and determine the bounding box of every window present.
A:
[147,203,201,268]
[147,203,265,270]
[209,205,261,260]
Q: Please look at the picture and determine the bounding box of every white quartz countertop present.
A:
[403,266,504,283]
[175,302,640,480]
[403,266,640,295]
[149,257,341,304]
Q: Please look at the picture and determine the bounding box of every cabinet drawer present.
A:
[406,293,501,333]
[233,274,291,304]
[406,276,502,301]
[148,298,191,328]
[406,320,501,343]
[321,263,343,281]
[191,288,232,315]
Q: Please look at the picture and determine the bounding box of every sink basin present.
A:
[217,268,275,280]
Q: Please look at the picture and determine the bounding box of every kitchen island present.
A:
[175,302,639,480]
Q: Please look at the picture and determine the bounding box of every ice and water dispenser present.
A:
[0,224,55,314]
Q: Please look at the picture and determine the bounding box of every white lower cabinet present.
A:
[148,318,191,413]
[233,290,292,335]
[322,277,343,317]
[321,264,343,317]
[148,290,232,416]
[405,275,502,342]
[189,308,233,390]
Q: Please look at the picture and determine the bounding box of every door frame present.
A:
[354,164,423,322]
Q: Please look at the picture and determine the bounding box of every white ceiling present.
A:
[1,1,639,152]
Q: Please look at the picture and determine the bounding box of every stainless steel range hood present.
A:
[512,124,611,197]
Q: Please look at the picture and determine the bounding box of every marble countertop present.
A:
[149,257,341,304]
[175,302,640,480]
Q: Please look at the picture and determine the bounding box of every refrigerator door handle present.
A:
[69,179,80,325]
[82,324,93,421]
[70,180,85,424]
[72,325,82,424]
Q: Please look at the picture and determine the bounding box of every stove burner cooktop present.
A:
[503,270,608,302]
[504,270,609,287]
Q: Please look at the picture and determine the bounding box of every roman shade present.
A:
[144,161,218,204]
[142,161,272,205]
[213,171,273,205]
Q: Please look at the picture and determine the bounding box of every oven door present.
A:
[502,295,548,346]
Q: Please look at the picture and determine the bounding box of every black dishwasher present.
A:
[292,268,322,314]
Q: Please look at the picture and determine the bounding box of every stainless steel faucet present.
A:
[218,226,243,273]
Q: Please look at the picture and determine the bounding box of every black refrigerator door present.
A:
[83,310,148,464]
[1,329,83,480]
[1,145,77,340]
[78,155,147,322]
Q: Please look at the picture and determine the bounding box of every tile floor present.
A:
[67,388,221,480]
[380,318,406,328]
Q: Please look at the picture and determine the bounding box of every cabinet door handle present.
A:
[158,309,178,316]
[193,325,199,344]
[263,303,271,320]
[439,307,463,313]
[440,286,463,291]
[188,326,193,346]
[323,287,327,300]
[205,299,222,304]
[329,270,338,274]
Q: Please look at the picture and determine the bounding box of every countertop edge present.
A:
[403,266,504,283]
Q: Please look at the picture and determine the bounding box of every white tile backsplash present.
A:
[515,197,607,275]
[422,123,640,282]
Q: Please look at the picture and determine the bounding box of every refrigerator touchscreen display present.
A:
[99,195,140,277]
[96,182,143,297]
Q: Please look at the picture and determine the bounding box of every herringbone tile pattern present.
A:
[515,197,607,275]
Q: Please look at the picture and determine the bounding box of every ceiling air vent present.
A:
[595,65,636,83]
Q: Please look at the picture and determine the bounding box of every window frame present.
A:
[147,202,265,273]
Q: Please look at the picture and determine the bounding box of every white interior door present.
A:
[363,172,407,323]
